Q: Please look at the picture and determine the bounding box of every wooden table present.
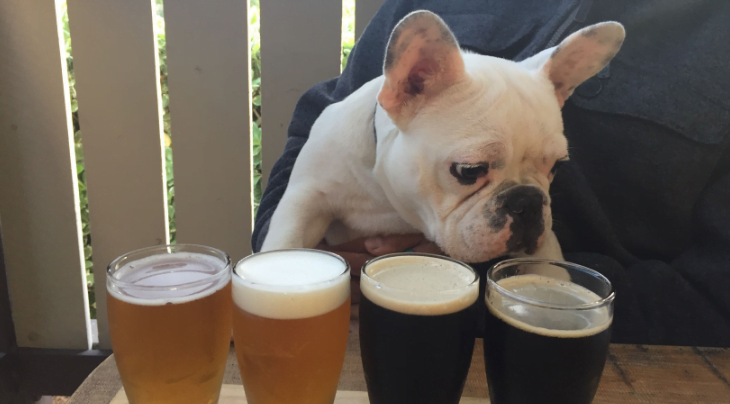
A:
[68,332,730,403]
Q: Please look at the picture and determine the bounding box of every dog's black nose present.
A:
[496,185,547,254]
[504,186,544,218]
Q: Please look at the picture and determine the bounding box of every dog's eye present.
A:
[450,162,489,185]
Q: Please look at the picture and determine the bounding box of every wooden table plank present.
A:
[598,344,730,403]
[110,385,490,404]
[697,347,730,389]
[69,333,730,404]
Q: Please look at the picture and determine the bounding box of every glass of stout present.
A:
[359,253,479,404]
[483,258,614,404]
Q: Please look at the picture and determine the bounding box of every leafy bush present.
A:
[62,0,355,318]
[60,2,95,317]
[342,0,355,70]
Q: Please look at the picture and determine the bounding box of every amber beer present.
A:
[107,245,232,404]
[232,249,351,404]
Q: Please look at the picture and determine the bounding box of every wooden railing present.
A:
[0,0,384,395]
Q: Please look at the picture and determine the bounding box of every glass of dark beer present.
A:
[359,253,479,404]
[483,258,614,404]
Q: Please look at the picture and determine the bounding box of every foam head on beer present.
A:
[360,255,479,315]
[233,249,350,319]
[482,262,614,404]
[107,251,231,305]
[486,274,612,337]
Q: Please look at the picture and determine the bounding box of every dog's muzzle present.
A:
[490,185,547,254]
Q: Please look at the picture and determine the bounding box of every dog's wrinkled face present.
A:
[375,11,625,263]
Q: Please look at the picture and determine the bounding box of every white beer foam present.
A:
[360,255,479,316]
[107,252,231,306]
[486,274,612,338]
[232,250,350,320]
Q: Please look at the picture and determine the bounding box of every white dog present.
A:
[262,10,625,264]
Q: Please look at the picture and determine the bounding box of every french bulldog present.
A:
[261,10,625,264]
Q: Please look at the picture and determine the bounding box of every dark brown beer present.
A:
[359,254,479,404]
[483,274,612,404]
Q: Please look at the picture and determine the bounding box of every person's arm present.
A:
[252,0,413,252]
[559,146,730,347]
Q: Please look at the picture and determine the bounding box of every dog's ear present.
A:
[378,10,465,126]
[521,22,625,107]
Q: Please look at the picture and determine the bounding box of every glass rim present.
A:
[106,243,231,292]
[233,248,350,287]
[487,258,615,311]
[361,252,479,294]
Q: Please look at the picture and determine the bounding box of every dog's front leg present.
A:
[261,186,334,251]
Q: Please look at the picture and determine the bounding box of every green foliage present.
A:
[155,1,175,244]
[342,0,356,70]
[251,0,263,213]
[62,0,355,318]
[61,3,95,318]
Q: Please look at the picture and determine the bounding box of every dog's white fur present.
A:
[262,11,625,264]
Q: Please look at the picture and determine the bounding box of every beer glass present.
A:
[107,244,232,404]
[359,253,479,404]
[232,249,351,404]
[483,258,615,404]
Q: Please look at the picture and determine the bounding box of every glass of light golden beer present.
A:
[232,249,351,404]
[107,244,232,404]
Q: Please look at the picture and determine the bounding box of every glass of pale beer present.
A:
[107,244,232,404]
[232,249,351,404]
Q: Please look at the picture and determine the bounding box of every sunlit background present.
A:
[60,0,357,319]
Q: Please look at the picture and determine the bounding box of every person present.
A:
[253,0,730,347]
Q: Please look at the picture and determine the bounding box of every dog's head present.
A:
[374,11,625,263]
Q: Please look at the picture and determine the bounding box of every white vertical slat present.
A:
[67,0,168,349]
[260,0,342,187]
[164,0,253,261]
[0,0,90,349]
[355,0,386,40]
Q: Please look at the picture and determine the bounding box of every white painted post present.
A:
[259,0,342,187]
[0,0,90,349]
[355,0,386,40]
[67,0,168,349]
[164,0,253,262]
